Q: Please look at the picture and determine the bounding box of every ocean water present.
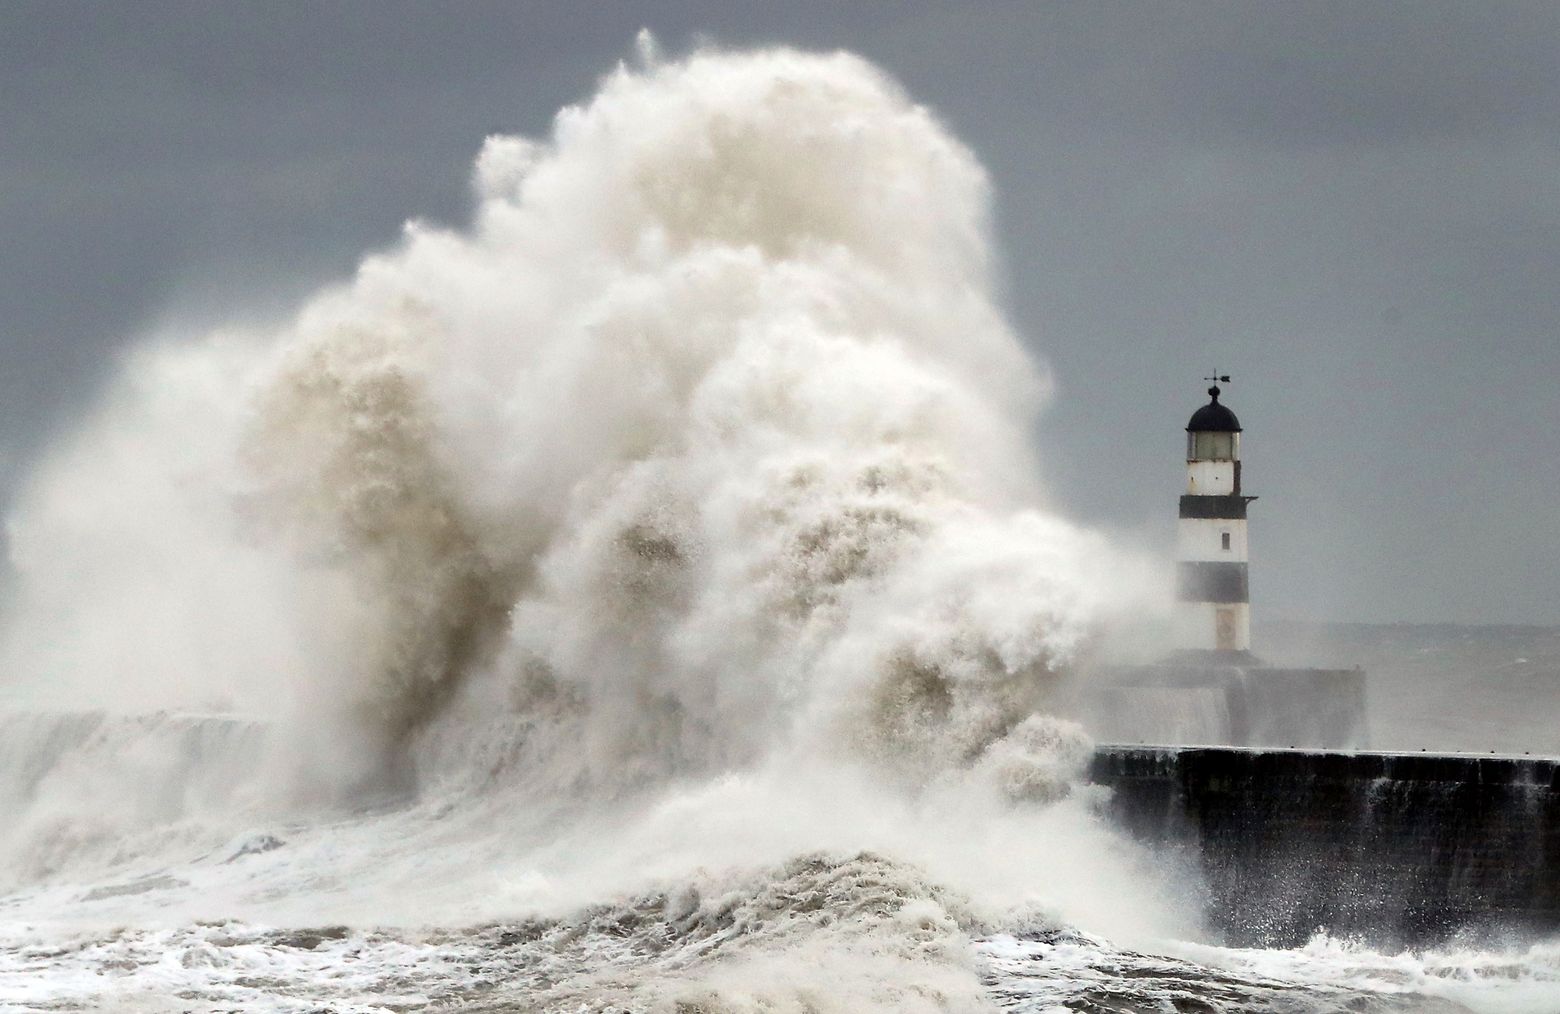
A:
[1259,621,1560,756]
[4,706,1559,1013]
[1,40,1556,1012]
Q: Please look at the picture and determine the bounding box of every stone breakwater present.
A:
[1092,745,1560,948]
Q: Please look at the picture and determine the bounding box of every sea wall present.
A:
[1091,745,1560,948]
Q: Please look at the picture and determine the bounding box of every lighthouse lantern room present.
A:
[1177,375,1256,653]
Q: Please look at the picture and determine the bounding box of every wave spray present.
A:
[0,42,1197,1011]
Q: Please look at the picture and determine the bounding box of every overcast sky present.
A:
[2,2,1557,625]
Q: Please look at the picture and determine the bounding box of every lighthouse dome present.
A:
[1186,387,1242,432]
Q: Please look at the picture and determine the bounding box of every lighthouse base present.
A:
[1084,656,1367,750]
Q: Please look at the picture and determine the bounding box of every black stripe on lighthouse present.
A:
[1177,561,1249,603]
[1179,495,1251,520]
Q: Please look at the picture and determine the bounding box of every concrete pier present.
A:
[1092,745,1560,948]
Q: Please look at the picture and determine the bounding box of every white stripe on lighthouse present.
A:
[1185,460,1237,496]
[1178,518,1248,561]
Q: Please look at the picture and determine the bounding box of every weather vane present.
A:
[1204,371,1231,385]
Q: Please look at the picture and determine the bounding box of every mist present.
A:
[0,42,1189,977]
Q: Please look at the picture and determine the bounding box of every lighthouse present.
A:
[1087,375,1365,748]
[1177,376,1256,653]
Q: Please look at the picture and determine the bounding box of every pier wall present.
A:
[1091,745,1560,948]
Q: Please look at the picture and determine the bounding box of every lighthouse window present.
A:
[1221,531,1232,551]
[1191,431,1236,460]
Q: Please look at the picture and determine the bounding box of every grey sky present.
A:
[2,2,1557,624]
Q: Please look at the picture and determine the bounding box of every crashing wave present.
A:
[0,35,1306,1014]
